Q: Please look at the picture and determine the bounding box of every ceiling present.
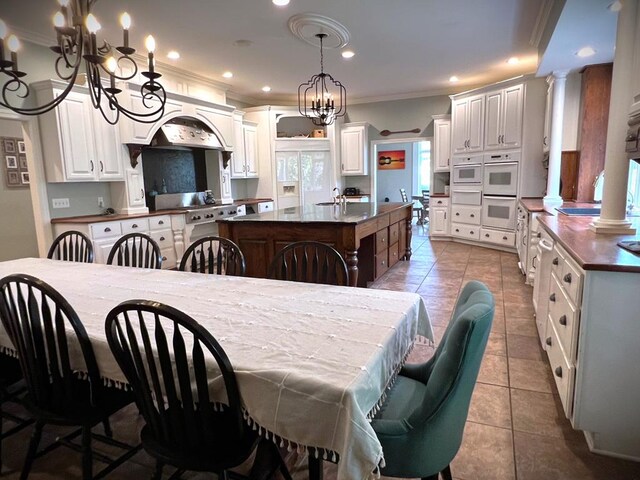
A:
[2,0,619,105]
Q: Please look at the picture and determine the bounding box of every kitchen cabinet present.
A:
[432,115,451,172]
[231,116,259,179]
[340,122,369,176]
[484,84,523,151]
[34,82,125,183]
[451,94,484,154]
[429,197,449,237]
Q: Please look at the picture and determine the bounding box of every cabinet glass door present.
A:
[276,151,299,181]
[300,150,332,206]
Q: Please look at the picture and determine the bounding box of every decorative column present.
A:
[591,0,638,233]
[544,71,568,208]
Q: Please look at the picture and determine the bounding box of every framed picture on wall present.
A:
[19,155,27,169]
[4,139,16,154]
[21,172,30,185]
[378,150,406,170]
[18,141,26,153]
[7,171,20,186]
[6,155,17,169]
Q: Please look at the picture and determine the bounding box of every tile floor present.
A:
[2,226,640,479]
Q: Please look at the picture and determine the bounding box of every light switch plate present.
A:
[52,198,70,209]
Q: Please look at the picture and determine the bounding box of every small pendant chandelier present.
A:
[0,0,166,125]
[297,33,346,127]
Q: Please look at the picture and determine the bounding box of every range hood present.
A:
[150,118,223,149]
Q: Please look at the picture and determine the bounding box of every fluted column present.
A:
[591,0,638,233]
[544,71,568,208]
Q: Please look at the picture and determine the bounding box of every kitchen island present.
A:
[218,202,413,287]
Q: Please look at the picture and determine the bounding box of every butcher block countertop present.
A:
[520,198,640,272]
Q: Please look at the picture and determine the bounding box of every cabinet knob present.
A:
[470,231,474,235]
[104,227,111,233]
[132,224,138,229]
[559,315,567,326]
[485,233,490,238]
[546,337,552,346]
[563,273,572,284]
[549,293,556,302]
[554,366,563,378]
[162,256,167,261]
[160,236,165,241]
[537,232,541,238]
[456,212,460,216]
[502,236,508,240]
[455,228,460,233]
[552,257,559,265]
[470,213,475,217]
[158,220,164,225]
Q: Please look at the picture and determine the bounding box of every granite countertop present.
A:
[219,202,410,224]
[51,198,273,224]
[430,193,449,198]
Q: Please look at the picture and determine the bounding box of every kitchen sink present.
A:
[556,207,601,216]
[316,202,339,206]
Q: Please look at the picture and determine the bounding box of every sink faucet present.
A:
[333,187,340,205]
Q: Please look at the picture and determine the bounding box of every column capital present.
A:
[551,70,569,80]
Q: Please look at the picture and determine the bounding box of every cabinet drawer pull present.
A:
[502,236,508,240]
[456,212,460,216]
[549,293,556,302]
[437,200,443,204]
[552,257,559,265]
[554,366,563,378]
[470,231,474,235]
[90,160,94,172]
[559,315,567,326]
[485,233,490,238]
[132,224,138,229]
[546,337,552,346]
[536,232,541,238]
[100,161,104,172]
[158,220,164,225]
[470,213,475,218]
[455,228,460,233]
[160,236,165,241]
[563,273,572,284]
[104,227,111,233]
[162,256,167,261]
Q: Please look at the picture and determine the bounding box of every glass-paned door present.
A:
[300,150,333,206]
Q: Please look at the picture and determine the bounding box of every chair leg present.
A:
[20,421,44,480]
[102,418,113,438]
[1,403,4,473]
[421,475,438,480]
[81,425,92,480]
[152,461,163,480]
[441,465,453,480]
[308,456,323,480]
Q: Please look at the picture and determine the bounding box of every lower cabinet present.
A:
[429,197,450,238]
[374,216,405,277]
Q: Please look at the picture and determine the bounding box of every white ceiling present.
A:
[2,0,618,105]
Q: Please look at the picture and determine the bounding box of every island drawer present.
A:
[551,245,565,279]
[149,215,171,231]
[545,319,575,418]
[389,222,400,246]
[559,253,583,305]
[376,228,389,254]
[451,205,481,225]
[548,272,580,359]
[122,218,150,234]
[375,251,389,277]
[451,222,480,241]
[388,242,400,268]
[91,221,122,239]
[376,215,390,230]
[390,209,407,225]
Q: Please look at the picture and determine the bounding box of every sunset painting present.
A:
[378,150,405,170]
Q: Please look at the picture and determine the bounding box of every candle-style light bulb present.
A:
[7,34,19,71]
[53,12,65,28]
[120,12,131,29]
[145,35,156,53]
[57,0,70,6]
[106,56,117,73]
[86,14,101,33]
[0,19,7,40]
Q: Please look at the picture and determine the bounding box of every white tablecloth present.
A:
[0,258,431,480]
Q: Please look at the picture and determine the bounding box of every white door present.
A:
[484,90,502,151]
[451,99,469,154]
[94,104,125,180]
[341,127,365,175]
[467,94,484,152]
[231,117,246,178]
[243,125,258,177]
[126,169,146,207]
[219,158,233,203]
[433,120,451,172]
[57,91,97,181]
[300,150,333,206]
[430,207,449,235]
[501,84,523,149]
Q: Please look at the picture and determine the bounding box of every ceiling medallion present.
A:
[287,14,350,49]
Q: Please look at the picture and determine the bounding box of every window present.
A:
[628,161,640,212]
[412,141,431,194]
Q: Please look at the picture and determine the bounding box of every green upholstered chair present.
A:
[372,280,495,480]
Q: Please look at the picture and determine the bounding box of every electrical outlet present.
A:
[52,198,70,209]
[97,197,104,208]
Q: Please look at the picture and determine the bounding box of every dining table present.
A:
[0,258,432,480]
[411,195,429,225]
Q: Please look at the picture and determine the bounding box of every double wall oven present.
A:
[482,152,519,231]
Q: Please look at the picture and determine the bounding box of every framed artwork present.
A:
[378,150,406,170]
[2,136,28,188]
[7,171,20,186]
[4,139,15,153]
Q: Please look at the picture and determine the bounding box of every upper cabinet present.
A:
[231,113,258,179]
[484,84,523,151]
[433,115,451,172]
[451,94,484,154]
[35,82,124,183]
[340,122,369,176]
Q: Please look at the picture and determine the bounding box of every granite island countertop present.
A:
[219,202,410,224]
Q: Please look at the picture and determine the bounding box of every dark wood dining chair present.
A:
[0,274,139,480]
[179,236,246,276]
[107,233,162,269]
[399,188,423,224]
[267,240,349,286]
[47,230,94,263]
[105,300,291,480]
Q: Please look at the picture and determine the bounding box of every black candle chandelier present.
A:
[0,0,166,125]
[297,33,346,127]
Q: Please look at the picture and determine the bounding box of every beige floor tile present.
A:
[505,316,538,337]
[451,422,515,480]
[477,354,509,387]
[486,332,507,356]
[467,383,512,429]
[507,334,545,361]
[508,357,555,393]
[511,388,571,438]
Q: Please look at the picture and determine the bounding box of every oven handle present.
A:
[484,161,518,166]
[453,190,482,194]
[453,164,482,168]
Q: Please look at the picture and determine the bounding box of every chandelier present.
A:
[0,0,166,125]
[297,33,346,127]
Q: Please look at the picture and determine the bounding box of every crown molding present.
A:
[530,0,555,48]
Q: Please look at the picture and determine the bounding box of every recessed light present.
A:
[449,76,459,83]
[577,46,596,58]
[262,86,271,92]
[233,40,253,47]
[341,50,355,59]
[272,0,290,5]
[507,56,519,65]
[222,71,233,79]
[608,1,622,11]
[167,51,180,60]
